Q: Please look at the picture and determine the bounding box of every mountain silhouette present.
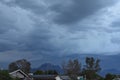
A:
[31,63,63,74]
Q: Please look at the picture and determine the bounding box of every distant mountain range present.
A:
[31,63,64,74]
[100,69,120,77]
[31,63,120,76]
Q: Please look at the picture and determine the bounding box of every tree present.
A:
[83,57,101,80]
[0,70,21,80]
[9,62,18,72]
[44,70,58,75]
[0,70,12,80]
[62,59,81,80]
[9,59,31,74]
[104,73,116,80]
[34,70,44,75]
[34,70,58,75]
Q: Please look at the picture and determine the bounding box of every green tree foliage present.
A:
[34,70,58,75]
[83,57,101,80]
[104,73,116,80]
[62,59,81,80]
[0,70,21,80]
[34,70,44,75]
[9,62,18,72]
[0,70,12,80]
[44,70,58,75]
[9,59,31,74]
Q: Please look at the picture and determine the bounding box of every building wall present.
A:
[55,76,62,80]
[10,71,25,78]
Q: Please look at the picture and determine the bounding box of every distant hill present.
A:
[32,63,120,76]
[99,69,120,77]
[31,63,64,74]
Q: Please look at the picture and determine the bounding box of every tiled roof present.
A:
[31,75,56,79]
[9,69,29,77]
[60,76,71,80]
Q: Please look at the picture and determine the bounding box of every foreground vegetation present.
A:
[0,70,20,80]
[0,57,119,80]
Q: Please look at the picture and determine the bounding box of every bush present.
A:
[0,70,12,80]
[0,70,21,80]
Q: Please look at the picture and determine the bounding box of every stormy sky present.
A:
[0,0,120,70]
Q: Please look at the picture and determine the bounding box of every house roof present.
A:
[60,76,71,80]
[31,75,56,79]
[9,69,29,78]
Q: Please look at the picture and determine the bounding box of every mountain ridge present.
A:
[31,63,63,74]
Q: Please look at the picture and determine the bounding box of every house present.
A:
[55,75,86,80]
[55,75,71,80]
[77,76,85,80]
[31,75,57,80]
[9,69,32,80]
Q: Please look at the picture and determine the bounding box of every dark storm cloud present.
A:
[0,40,17,52]
[52,0,117,24]
[110,18,120,44]
[0,1,35,52]
[111,38,120,44]
[3,0,117,25]
[0,0,119,54]
[0,17,14,34]
[20,29,54,51]
[11,0,48,15]
[1,0,120,70]
[111,19,120,28]
[0,3,16,34]
[15,24,63,54]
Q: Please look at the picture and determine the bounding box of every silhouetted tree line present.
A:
[62,57,102,80]
[34,70,58,75]
[0,70,20,80]
[62,57,119,80]
[9,59,31,74]
[0,58,118,80]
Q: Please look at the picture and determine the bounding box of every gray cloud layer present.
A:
[0,0,120,68]
[52,0,117,24]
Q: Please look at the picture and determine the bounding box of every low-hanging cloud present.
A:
[52,0,117,24]
[0,0,120,69]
